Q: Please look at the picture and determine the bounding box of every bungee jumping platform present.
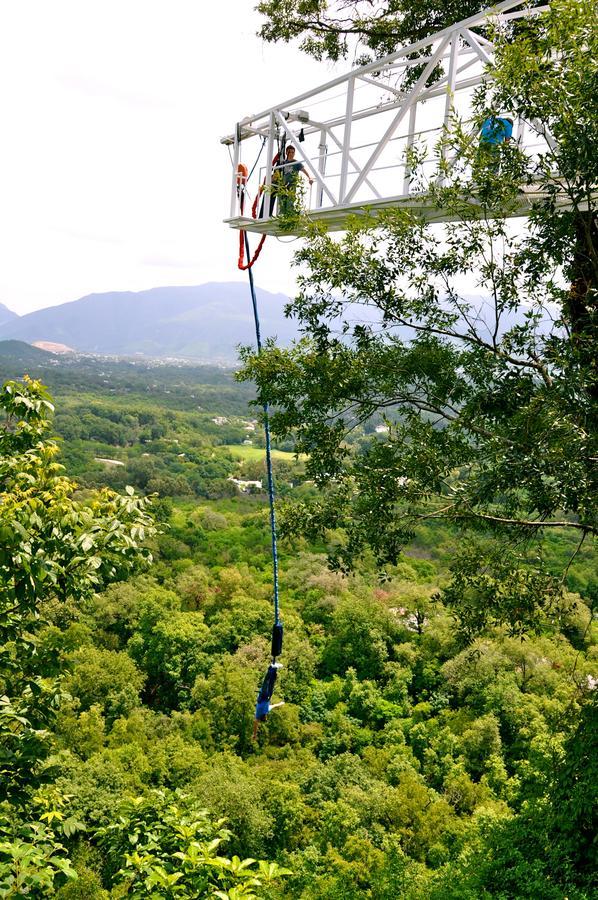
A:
[222,0,557,236]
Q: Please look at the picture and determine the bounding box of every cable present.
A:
[235,136,273,271]
[238,228,267,270]
[244,230,281,633]
[247,136,267,181]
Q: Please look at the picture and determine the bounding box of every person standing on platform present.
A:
[274,145,314,217]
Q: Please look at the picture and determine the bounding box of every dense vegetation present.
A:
[256,0,542,63]
[0,362,595,898]
[0,346,302,504]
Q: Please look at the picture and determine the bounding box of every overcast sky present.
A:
[0,1,338,314]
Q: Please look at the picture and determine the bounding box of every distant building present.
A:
[228,477,262,493]
[212,416,228,426]
[243,439,253,445]
[94,457,125,467]
[375,424,389,434]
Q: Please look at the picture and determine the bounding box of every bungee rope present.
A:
[234,149,285,735]
[243,231,281,634]
[237,135,268,272]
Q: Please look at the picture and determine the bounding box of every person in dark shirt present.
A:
[274,145,314,216]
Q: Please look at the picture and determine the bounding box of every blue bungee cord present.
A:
[242,229,284,734]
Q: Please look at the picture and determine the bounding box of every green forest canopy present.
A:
[0,372,596,897]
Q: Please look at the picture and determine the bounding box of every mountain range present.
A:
[0,284,298,363]
[0,284,551,366]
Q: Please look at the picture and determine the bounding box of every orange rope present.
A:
[236,154,281,271]
[238,230,267,270]
[237,173,267,271]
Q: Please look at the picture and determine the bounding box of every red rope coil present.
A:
[235,157,279,271]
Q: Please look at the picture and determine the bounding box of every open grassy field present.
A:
[222,443,301,462]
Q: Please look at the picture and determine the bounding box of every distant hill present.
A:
[0,284,297,363]
[0,303,18,329]
[0,339,58,364]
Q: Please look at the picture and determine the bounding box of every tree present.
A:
[425,698,598,898]
[256,0,513,63]
[487,0,598,389]
[96,791,291,898]
[64,648,145,725]
[191,658,258,755]
[0,807,78,897]
[128,608,210,711]
[0,378,155,803]
[240,0,597,635]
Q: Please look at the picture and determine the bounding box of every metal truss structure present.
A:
[223,0,557,236]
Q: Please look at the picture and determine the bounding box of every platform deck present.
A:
[225,186,571,236]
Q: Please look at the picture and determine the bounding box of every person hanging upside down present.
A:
[253,662,284,739]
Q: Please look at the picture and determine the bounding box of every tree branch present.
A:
[458,511,593,533]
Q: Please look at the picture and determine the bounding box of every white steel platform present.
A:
[222,0,553,235]
[225,187,568,236]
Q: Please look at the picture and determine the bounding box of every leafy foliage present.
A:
[0,368,594,896]
[0,378,156,803]
[256,0,506,64]
[0,790,84,897]
[96,792,290,898]
[0,821,77,898]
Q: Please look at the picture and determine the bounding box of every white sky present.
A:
[0,1,338,314]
